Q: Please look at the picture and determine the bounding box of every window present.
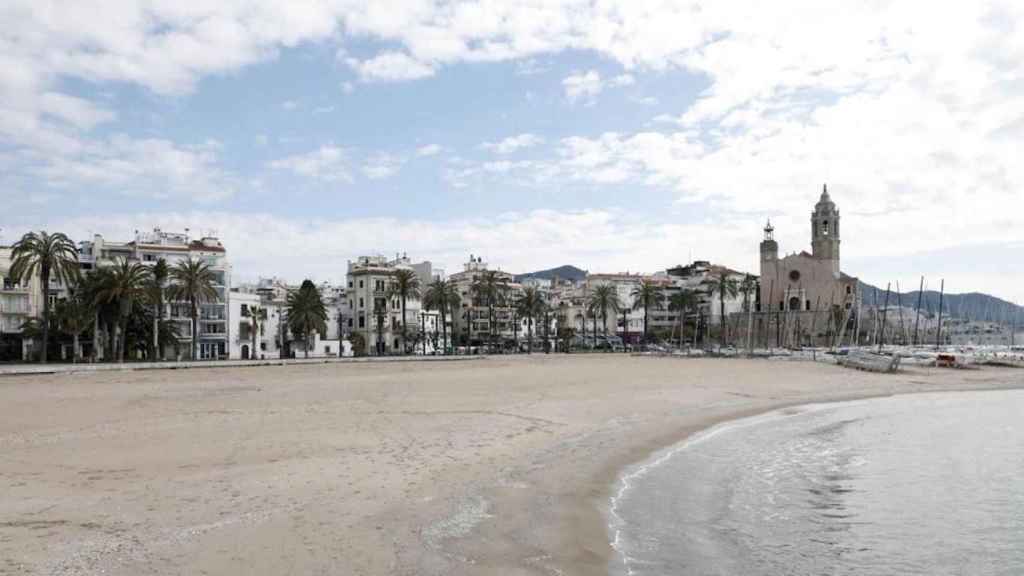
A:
[241,304,249,317]
[788,297,800,311]
[822,220,830,236]
[260,342,267,351]
[358,315,365,328]
[144,254,156,261]
[347,318,353,328]
[789,270,801,282]
[359,280,364,288]
[806,300,811,311]
[359,298,364,308]
[325,346,332,354]
[348,281,353,288]
[846,286,852,295]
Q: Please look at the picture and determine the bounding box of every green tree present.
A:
[149,258,169,361]
[55,288,94,363]
[706,271,740,347]
[423,278,461,355]
[248,304,265,359]
[738,274,758,312]
[631,280,665,347]
[9,231,80,363]
[387,268,422,355]
[515,286,545,354]
[168,257,219,360]
[471,270,507,353]
[95,258,153,363]
[286,280,328,358]
[668,289,698,349]
[587,284,621,340]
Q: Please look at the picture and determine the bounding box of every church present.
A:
[759,186,859,313]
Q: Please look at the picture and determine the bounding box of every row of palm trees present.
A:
[9,231,222,363]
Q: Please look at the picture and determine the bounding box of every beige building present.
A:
[344,255,431,356]
[759,186,858,314]
[79,229,232,360]
[0,247,43,361]
[448,255,525,349]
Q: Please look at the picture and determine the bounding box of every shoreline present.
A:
[1,355,1022,575]
[590,383,1024,576]
[448,359,1024,576]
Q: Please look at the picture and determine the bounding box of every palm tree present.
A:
[588,284,621,340]
[471,270,507,353]
[424,278,460,355]
[95,259,153,363]
[78,267,113,362]
[738,274,758,312]
[707,271,740,347]
[249,304,265,359]
[149,258,169,361]
[387,268,421,355]
[168,257,218,360]
[631,280,665,348]
[9,231,80,363]
[55,288,94,363]
[516,286,545,354]
[286,280,328,358]
[668,289,698,349]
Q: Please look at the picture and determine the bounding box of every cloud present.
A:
[562,70,602,104]
[281,100,299,111]
[362,153,404,180]
[416,143,443,157]
[269,145,353,183]
[480,133,544,154]
[345,51,436,82]
[31,136,236,202]
[39,92,116,130]
[610,74,635,87]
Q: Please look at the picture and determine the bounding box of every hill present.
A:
[515,265,588,283]
[858,282,1024,324]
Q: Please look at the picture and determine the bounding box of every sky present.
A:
[1,1,1022,303]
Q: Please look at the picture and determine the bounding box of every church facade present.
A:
[759,186,859,314]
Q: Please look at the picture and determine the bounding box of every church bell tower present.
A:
[811,184,840,266]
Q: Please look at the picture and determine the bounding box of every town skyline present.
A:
[2,2,1022,302]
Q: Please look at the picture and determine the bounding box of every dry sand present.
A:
[1,355,1020,575]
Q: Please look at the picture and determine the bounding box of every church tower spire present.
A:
[811,183,840,268]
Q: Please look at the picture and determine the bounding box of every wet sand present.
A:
[1,355,1019,575]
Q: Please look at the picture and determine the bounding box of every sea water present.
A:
[609,390,1024,575]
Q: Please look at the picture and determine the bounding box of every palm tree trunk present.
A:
[116,320,125,363]
[720,293,727,348]
[401,296,407,355]
[527,317,533,354]
[40,267,50,363]
[304,330,310,358]
[152,311,159,362]
[72,333,79,364]
[643,303,649,346]
[92,313,100,362]
[440,306,448,355]
[192,299,199,361]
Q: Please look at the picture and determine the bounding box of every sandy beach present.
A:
[1,355,1020,575]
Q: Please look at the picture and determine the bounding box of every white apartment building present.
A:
[344,255,431,356]
[0,246,42,361]
[582,273,647,343]
[448,255,521,348]
[78,228,232,360]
